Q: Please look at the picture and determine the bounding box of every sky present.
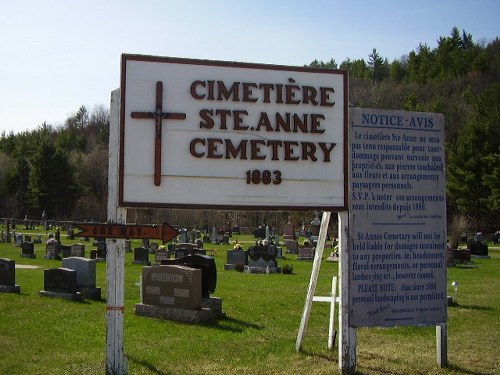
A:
[1,0,499,135]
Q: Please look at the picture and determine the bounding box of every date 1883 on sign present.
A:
[246,170,282,185]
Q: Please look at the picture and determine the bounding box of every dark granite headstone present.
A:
[44,268,78,294]
[173,243,206,258]
[161,254,217,298]
[133,247,151,265]
[246,244,281,273]
[253,226,266,239]
[0,258,16,286]
[96,242,106,259]
[21,242,36,258]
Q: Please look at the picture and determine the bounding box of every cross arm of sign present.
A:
[75,222,178,244]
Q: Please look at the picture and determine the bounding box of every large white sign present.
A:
[349,108,447,327]
[120,55,347,210]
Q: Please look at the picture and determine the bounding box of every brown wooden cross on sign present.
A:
[131,81,186,186]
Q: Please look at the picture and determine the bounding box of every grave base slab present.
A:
[0,284,21,293]
[135,303,213,323]
[39,290,84,302]
[244,266,281,274]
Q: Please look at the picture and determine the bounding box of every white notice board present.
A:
[349,108,447,327]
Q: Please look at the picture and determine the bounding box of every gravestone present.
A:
[141,265,202,309]
[40,267,83,301]
[135,265,212,323]
[253,225,266,239]
[135,265,214,323]
[60,244,72,258]
[96,242,107,259]
[0,258,20,293]
[246,244,281,273]
[310,211,321,237]
[34,234,42,244]
[285,240,299,254]
[20,242,36,259]
[155,248,169,263]
[125,240,132,252]
[62,257,101,300]
[174,243,206,258]
[15,234,23,247]
[133,247,151,265]
[283,218,295,241]
[178,228,188,243]
[161,254,217,298]
[90,250,97,259]
[224,248,248,270]
[0,258,16,286]
[297,245,315,261]
[67,228,75,240]
[149,241,159,254]
[24,234,32,242]
[71,243,85,257]
[45,242,60,260]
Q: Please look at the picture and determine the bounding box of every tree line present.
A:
[1,28,498,232]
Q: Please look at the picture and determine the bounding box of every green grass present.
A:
[1,227,499,374]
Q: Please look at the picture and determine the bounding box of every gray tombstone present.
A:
[62,257,97,288]
[62,257,101,300]
[149,242,159,254]
[45,242,60,260]
[15,234,23,247]
[224,248,248,270]
[155,248,169,263]
[125,240,132,252]
[71,243,85,258]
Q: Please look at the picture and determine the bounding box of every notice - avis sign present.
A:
[120,54,347,210]
[349,108,447,327]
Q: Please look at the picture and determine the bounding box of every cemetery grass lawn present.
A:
[0,230,499,374]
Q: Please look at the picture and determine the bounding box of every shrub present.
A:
[282,264,294,274]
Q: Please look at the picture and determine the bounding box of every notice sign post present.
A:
[120,54,347,210]
[348,108,447,327]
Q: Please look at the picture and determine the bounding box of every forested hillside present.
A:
[1,28,498,232]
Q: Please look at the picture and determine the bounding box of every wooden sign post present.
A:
[109,54,348,374]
